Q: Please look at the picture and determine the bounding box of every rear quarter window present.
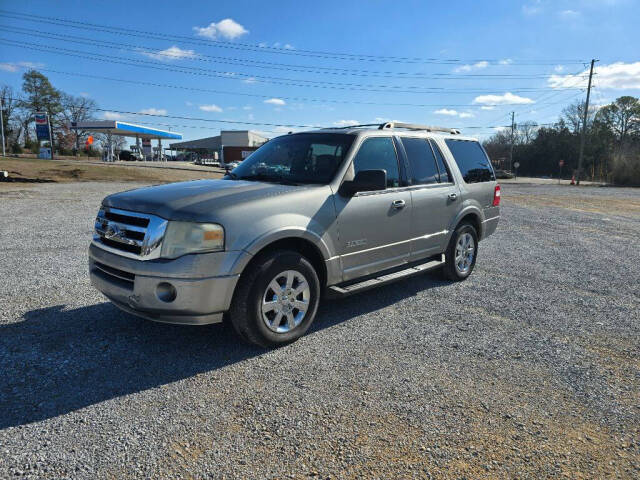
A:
[444,139,495,183]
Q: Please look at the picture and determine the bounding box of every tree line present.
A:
[0,69,123,156]
[483,96,640,185]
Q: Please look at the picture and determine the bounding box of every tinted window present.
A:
[445,139,495,183]
[352,137,400,188]
[430,140,451,183]
[231,133,355,184]
[400,137,439,185]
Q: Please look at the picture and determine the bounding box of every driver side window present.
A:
[352,137,400,188]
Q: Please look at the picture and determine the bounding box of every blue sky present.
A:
[1,0,639,141]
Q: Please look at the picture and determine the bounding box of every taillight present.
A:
[492,185,501,206]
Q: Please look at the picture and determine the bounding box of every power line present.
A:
[0,63,588,110]
[0,25,586,81]
[0,9,589,65]
[0,39,584,95]
[92,107,556,131]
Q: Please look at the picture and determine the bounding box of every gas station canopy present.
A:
[70,121,182,140]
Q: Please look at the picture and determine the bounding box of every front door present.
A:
[334,136,412,282]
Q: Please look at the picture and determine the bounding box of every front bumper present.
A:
[89,243,246,325]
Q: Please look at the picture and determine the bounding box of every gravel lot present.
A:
[0,181,638,479]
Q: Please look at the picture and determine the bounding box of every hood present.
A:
[102,179,301,222]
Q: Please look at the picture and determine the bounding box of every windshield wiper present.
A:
[237,173,301,185]
[224,171,239,180]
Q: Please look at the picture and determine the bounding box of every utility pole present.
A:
[0,98,5,157]
[576,59,597,185]
[509,111,515,172]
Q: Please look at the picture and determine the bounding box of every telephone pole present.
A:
[509,111,515,172]
[0,98,5,157]
[576,59,597,185]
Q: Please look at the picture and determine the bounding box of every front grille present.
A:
[93,207,167,259]
[104,210,149,228]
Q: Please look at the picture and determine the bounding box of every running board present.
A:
[328,255,444,297]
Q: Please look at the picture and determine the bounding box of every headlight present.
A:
[160,222,224,258]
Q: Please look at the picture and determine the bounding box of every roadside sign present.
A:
[35,112,51,141]
[559,160,564,167]
[513,162,520,169]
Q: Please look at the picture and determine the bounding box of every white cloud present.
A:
[243,77,257,84]
[548,61,640,90]
[264,98,286,106]
[434,108,459,116]
[79,92,90,98]
[140,46,197,61]
[248,113,255,120]
[554,65,565,72]
[102,111,127,120]
[0,61,45,72]
[559,9,580,17]
[473,92,535,105]
[242,105,253,110]
[454,60,489,73]
[139,108,167,115]
[333,119,360,127]
[193,19,249,40]
[499,59,513,65]
[434,109,474,118]
[481,106,496,110]
[284,44,294,50]
[199,104,223,112]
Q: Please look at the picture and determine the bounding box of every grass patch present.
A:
[0,156,223,185]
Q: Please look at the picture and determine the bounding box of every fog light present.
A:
[156,282,177,303]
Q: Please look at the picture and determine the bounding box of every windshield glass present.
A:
[228,133,355,184]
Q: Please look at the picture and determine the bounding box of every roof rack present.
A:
[379,122,461,135]
[322,123,381,130]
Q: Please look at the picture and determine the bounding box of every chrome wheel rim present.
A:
[455,233,475,274]
[261,270,311,333]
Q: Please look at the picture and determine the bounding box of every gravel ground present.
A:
[0,182,638,479]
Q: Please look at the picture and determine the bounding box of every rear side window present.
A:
[400,137,439,185]
[445,139,495,183]
[352,137,400,188]
[430,140,451,183]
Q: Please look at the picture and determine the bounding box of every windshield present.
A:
[228,133,355,184]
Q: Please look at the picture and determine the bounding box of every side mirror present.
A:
[340,169,387,196]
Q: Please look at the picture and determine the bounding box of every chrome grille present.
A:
[93,207,168,260]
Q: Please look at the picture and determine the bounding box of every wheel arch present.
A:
[234,234,328,288]
[450,207,483,240]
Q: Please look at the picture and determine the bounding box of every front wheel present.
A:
[442,223,478,281]
[229,250,320,347]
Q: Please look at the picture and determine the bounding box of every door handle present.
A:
[448,193,458,201]
[392,199,406,209]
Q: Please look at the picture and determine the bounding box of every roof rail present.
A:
[321,123,381,130]
[379,122,461,135]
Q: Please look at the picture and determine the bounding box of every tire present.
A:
[229,249,321,348]
[442,223,478,281]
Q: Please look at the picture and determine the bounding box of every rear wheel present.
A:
[229,250,320,347]
[442,223,478,281]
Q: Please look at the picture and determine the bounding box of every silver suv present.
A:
[89,122,500,347]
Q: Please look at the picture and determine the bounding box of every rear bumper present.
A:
[89,243,244,325]
[481,214,500,240]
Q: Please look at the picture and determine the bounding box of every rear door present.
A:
[398,136,461,260]
[334,136,412,281]
[443,138,498,213]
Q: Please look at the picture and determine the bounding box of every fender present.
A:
[228,220,334,276]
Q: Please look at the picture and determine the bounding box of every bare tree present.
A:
[61,93,98,153]
[0,85,18,152]
[562,100,596,134]
[517,121,539,144]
